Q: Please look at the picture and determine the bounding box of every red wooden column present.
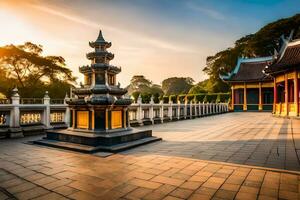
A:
[231,86,235,111]
[294,71,299,116]
[284,74,288,116]
[259,82,262,111]
[243,83,247,111]
[273,77,277,114]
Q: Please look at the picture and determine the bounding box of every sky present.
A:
[0,0,299,86]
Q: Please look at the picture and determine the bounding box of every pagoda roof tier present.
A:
[86,51,114,60]
[66,95,132,106]
[89,30,112,48]
[220,56,273,83]
[79,64,121,74]
[265,39,300,74]
[73,85,127,96]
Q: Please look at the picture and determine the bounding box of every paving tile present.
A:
[179,181,202,190]
[169,188,193,199]
[214,189,236,200]
[129,178,162,189]
[7,182,36,194]
[125,187,153,199]
[53,185,79,196]
[14,187,50,200]
[151,176,184,187]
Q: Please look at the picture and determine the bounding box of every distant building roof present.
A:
[220,56,273,83]
[265,39,300,74]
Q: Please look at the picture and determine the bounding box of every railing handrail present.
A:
[0,99,11,104]
[20,98,44,104]
[50,99,65,104]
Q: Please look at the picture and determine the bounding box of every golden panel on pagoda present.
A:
[111,110,122,129]
[77,111,89,129]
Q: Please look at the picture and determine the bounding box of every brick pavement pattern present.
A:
[0,112,299,200]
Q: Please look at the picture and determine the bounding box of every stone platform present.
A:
[34,128,161,153]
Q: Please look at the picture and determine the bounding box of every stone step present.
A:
[34,136,161,153]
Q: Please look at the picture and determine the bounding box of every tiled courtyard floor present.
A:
[0,112,299,200]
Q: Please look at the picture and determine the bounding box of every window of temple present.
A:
[111,110,122,129]
[263,88,274,104]
[84,74,92,85]
[247,89,259,104]
[234,89,244,104]
[95,72,105,85]
[288,80,294,102]
[108,74,115,85]
[277,83,285,103]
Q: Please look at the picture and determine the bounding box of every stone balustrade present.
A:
[0,88,229,138]
[128,101,229,127]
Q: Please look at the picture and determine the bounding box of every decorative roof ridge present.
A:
[238,56,273,63]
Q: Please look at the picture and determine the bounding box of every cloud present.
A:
[186,1,225,21]
[29,3,199,54]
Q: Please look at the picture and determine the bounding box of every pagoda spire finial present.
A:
[96,29,105,42]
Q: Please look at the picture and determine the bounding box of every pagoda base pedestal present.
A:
[34,128,161,153]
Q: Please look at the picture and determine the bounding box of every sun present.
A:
[0,3,37,46]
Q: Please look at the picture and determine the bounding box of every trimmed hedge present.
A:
[131,92,230,103]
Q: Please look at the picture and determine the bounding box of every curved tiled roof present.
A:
[266,40,300,74]
[221,57,273,83]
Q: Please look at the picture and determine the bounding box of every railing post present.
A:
[149,96,154,124]
[160,100,164,123]
[184,100,187,119]
[43,91,51,129]
[168,100,172,121]
[207,102,210,115]
[137,95,143,126]
[64,93,70,127]
[10,88,23,138]
[177,102,180,120]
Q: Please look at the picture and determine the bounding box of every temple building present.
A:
[264,36,300,117]
[221,57,274,111]
[36,30,160,152]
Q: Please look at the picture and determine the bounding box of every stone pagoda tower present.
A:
[68,30,132,131]
[36,30,160,152]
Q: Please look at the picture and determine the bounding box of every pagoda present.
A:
[36,30,161,152]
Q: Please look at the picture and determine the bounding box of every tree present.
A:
[162,77,194,95]
[126,75,163,96]
[0,42,76,97]
[189,79,210,94]
[204,14,300,93]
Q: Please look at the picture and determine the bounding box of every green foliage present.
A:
[0,42,75,98]
[194,94,206,103]
[205,94,218,103]
[162,77,194,95]
[153,93,160,103]
[131,91,140,103]
[178,95,186,103]
[169,95,177,103]
[204,14,300,93]
[162,96,169,103]
[186,94,195,103]
[141,93,152,103]
[189,80,210,94]
[126,75,163,97]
